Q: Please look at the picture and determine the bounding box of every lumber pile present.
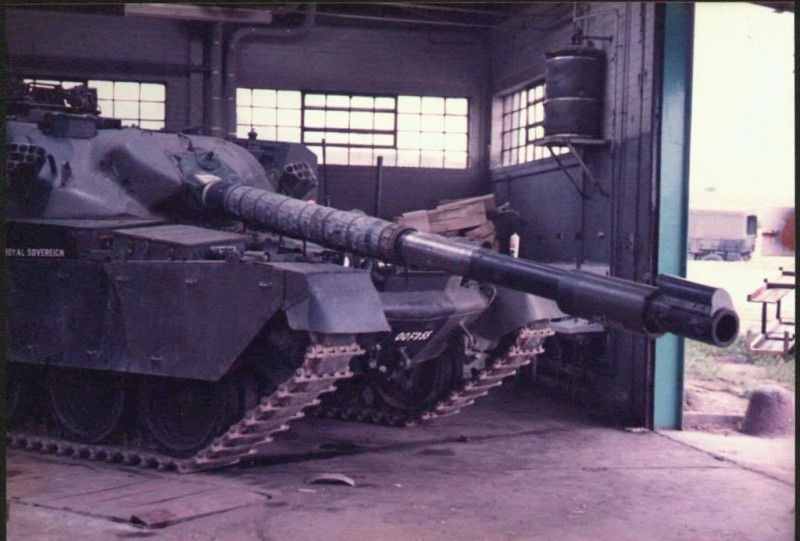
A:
[395,194,499,250]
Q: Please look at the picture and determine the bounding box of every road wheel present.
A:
[49,367,127,444]
[137,376,238,458]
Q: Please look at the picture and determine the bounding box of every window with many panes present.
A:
[499,80,566,167]
[23,78,166,130]
[236,88,469,168]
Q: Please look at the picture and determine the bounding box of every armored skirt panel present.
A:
[7,248,388,381]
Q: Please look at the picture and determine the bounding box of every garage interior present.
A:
[3,3,795,540]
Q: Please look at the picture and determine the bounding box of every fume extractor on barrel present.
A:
[543,46,606,139]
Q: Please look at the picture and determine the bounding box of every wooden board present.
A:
[6,451,266,528]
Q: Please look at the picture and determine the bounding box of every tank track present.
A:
[8,340,362,473]
[314,321,553,427]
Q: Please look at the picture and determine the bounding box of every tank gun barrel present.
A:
[199,179,738,347]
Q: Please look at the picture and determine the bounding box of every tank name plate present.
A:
[5,247,66,258]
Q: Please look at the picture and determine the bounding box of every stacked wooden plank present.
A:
[395,194,499,250]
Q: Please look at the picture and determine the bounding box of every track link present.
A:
[8,339,362,473]
[315,321,553,427]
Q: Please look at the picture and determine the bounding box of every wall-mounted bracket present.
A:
[535,136,610,199]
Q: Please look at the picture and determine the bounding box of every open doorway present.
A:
[682,3,795,426]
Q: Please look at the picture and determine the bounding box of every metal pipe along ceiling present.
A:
[223,3,317,138]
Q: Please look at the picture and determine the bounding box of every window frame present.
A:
[236,88,470,169]
[495,78,567,169]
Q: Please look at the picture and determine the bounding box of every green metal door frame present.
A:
[653,3,695,429]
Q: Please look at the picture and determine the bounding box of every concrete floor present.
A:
[5,384,795,541]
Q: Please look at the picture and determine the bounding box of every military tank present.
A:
[5,80,739,473]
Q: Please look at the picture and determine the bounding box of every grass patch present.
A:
[685,337,795,391]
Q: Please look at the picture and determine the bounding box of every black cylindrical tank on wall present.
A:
[544,46,606,139]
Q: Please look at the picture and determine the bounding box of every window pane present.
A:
[304,131,324,144]
[140,83,165,102]
[277,126,301,142]
[252,108,276,125]
[350,133,373,146]
[237,106,251,126]
[255,126,277,140]
[237,88,252,107]
[398,131,421,149]
[305,93,326,107]
[236,125,251,138]
[420,96,445,115]
[445,115,467,133]
[349,147,373,166]
[398,113,420,132]
[139,120,164,130]
[115,101,139,118]
[140,101,165,120]
[351,96,374,109]
[398,95,421,113]
[374,112,394,130]
[397,149,420,167]
[445,133,467,152]
[326,110,349,129]
[327,94,350,108]
[374,134,394,147]
[98,99,114,116]
[326,146,349,165]
[253,89,276,107]
[378,149,397,166]
[351,111,374,129]
[325,132,348,145]
[446,98,468,115]
[89,80,115,100]
[445,151,467,169]
[277,90,301,108]
[420,150,444,168]
[115,82,140,101]
[375,97,396,110]
[305,109,326,128]
[420,132,444,151]
[278,108,301,127]
[420,114,444,132]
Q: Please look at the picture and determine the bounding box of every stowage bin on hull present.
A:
[5,81,738,473]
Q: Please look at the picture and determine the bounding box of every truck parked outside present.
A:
[688,209,757,261]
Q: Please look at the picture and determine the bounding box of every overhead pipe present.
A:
[280,8,493,29]
[224,3,317,139]
[209,22,225,138]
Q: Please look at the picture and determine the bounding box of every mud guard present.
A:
[281,262,390,334]
[468,285,565,349]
